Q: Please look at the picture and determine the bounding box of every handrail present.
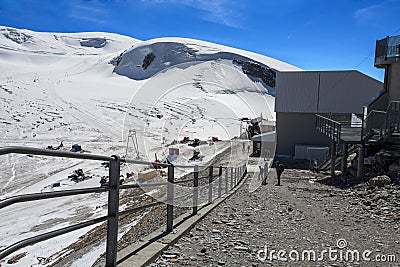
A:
[0,146,114,161]
[0,187,109,209]
[0,215,110,260]
[362,101,400,142]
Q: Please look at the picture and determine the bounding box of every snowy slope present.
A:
[0,26,300,266]
[113,37,300,81]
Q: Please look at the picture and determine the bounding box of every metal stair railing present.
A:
[316,115,342,142]
[386,101,400,138]
[362,101,400,143]
[363,110,386,142]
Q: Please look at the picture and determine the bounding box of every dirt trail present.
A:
[152,168,400,266]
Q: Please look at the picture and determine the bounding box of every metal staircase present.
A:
[317,144,358,171]
[315,101,400,173]
[363,101,400,143]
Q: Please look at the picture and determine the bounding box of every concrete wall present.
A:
[276,112,331,157]
[389,63,400,102]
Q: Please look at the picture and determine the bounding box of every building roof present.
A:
[275,71,383,113]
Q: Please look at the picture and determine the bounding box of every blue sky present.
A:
[1,0,400,81]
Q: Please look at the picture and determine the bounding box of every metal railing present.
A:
[363,110,387,141]
[316,114,363,143]
[375,35,400,65]
[0,146,247,266]
[362,101,400,142]
[386,101,400,137]
[316,115,342,142]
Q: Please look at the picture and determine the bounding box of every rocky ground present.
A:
[151,168,400,267]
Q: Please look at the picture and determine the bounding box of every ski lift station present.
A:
[274,70,383,162]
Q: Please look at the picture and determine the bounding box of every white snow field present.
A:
[0,26,300,266]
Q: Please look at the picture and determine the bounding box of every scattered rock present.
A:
[369,175,391,188]
[7,252,27,264]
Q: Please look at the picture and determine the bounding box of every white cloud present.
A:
[144,0,244,28]
[354,0,399,23]
[67,1,108,25]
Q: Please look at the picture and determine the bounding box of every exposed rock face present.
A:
[233,59,276,88]
[79,38,107,48]
[112,41,277,89]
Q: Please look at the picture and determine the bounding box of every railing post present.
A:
[330,140,336,177]
[166,165,174,233]
[357,145,365,178]
[193,165,199,215]
[230,167,233,189]
[341,143,348,174]
[208,166,213,204]
[218,166,222,198]
[234,168,237,185]
[105,155,120,267]
[225,167,228,194]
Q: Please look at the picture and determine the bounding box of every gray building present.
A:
[275,70,383,158]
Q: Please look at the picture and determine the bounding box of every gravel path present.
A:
[152,168,400,267]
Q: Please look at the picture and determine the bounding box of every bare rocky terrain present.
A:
[151,168,400,267]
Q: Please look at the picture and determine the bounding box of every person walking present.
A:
[262,161,269,185]
[275,161,285,186]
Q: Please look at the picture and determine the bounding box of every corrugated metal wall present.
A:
[275,72,320,113]
[275,71,383,114]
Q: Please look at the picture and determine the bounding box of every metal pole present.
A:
[235,168,238,185]
[230,167,233,189]
[166,165,174,233]
[330,140,336,177]
[208,166,213,204]
[225,167,228,194]
[218,166,222,198]
[357,145,365,178]
[341,143,348,174]
[105,156,120,267]
[193,165,199,215]
[357,106,366,178]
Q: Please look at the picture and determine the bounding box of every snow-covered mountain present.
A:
[0,26,300,266]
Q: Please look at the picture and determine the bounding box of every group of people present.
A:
[260,160,284,186]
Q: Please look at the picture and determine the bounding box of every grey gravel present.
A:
[151,168,400,266]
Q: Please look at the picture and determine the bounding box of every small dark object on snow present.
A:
[189,150,201,161]
[101,162,110,168]
[69,168,88,182]
[47,141,64,150]
[100,176,108,186]
[212,136,219,142]
[70,144,82,152]
[188,138,200,147]
[180,136,190,143]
